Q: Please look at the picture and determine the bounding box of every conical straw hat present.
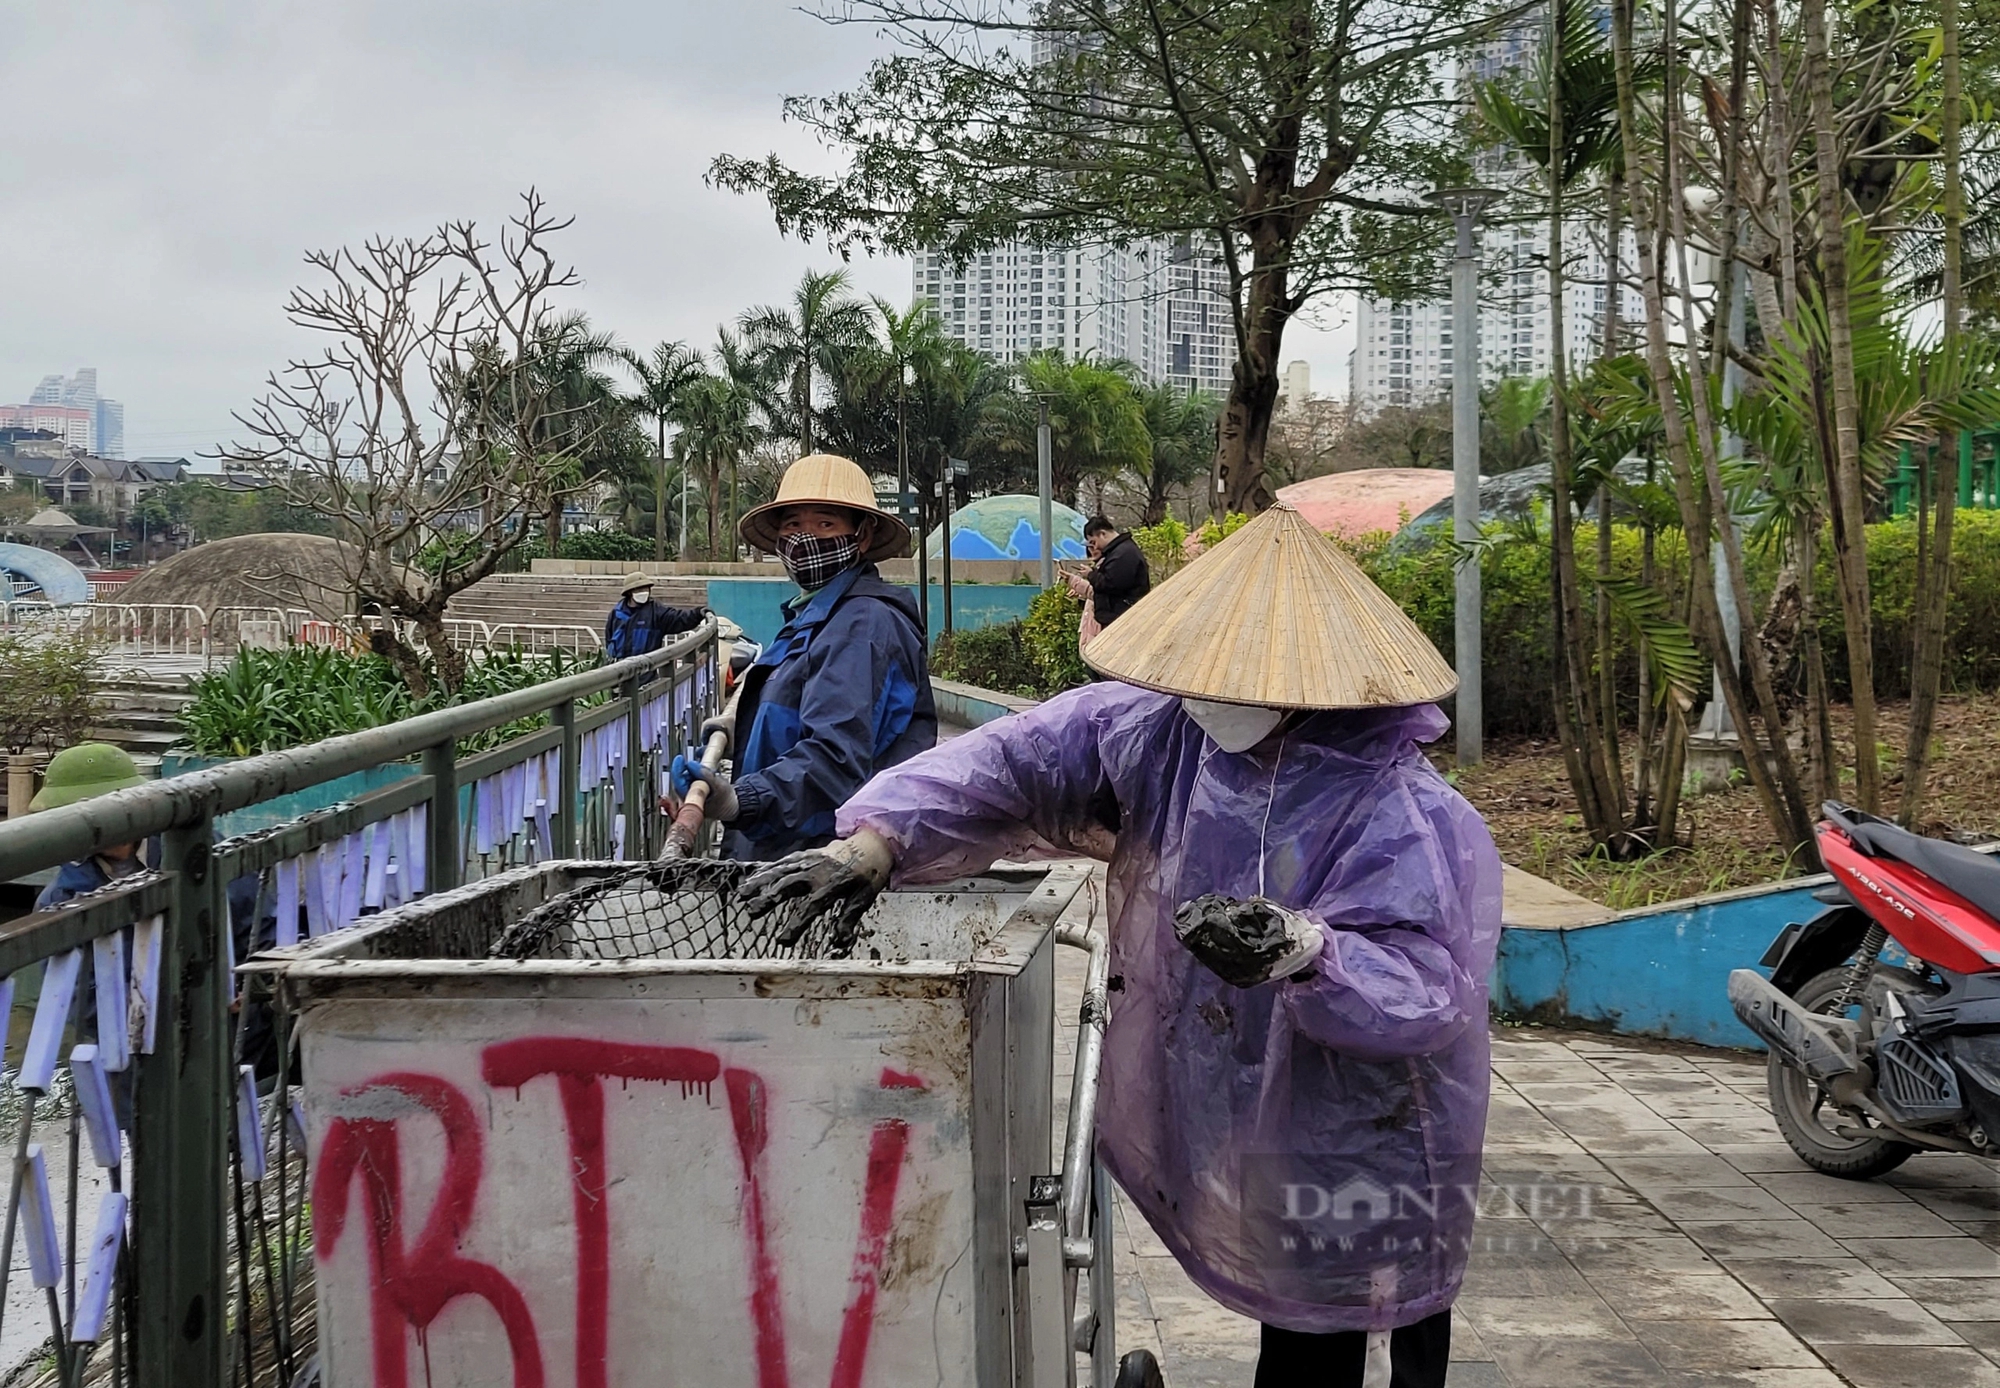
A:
[1082,502,1457,708]
[738,453,910,562]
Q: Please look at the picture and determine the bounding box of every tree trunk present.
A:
[1803,0,1879,812]
[413,605,467,694]
[1545,0,1630,851]
[1212,252,1285,517]
[1901,0,1964,827]
[1612,0,1812,862]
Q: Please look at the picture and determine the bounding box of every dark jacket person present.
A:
[669,455,936,860]
[1081,517,1151,625]
[603,571,708,661]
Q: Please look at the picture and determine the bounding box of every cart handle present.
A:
[1056,920,1109,1245]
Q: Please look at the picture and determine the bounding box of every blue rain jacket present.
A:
[603,598,708,662]
[838,682,1502,1334]
[723,563,936,860]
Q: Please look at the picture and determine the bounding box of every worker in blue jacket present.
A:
[603,571,709,661]
[672,454,935,860]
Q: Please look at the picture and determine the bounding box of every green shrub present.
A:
[931,586,1095,700]
[181,644,593,757]
[932,623,1044,698]
[560,530,651,562]
[1195,511,1251,549]
[1361,523,1699,738]
[1132,517,1190,580]
[0,628,101,754]
[1814,510,2000,699]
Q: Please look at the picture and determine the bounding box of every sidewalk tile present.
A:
[1459,1293,1631,1341]
[1792,1201,1958,1240]
[1709,1144,1818,1173]
[1726,1258,1903,1300]
[1750,1171,1917,1205]
[1559,1234,1723,1273]
[1838,1236,2000,1276]
[1766,1297,1964,1346]
[1815,1343,2000,1387]
[1481,1335,1676,1386]
[1644,1186,1798,1222]
[1442,1364,1509,1387]
[1661,1373,1851,1387]
[1631,1319,1821,1369]
[1604,1155,1758,1190]
[1885,1276,2000,1317]
[1681,1219,1847,1260]
[1590,1271,1770,1320]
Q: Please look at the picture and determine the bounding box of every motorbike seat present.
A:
[1839,809,2000,925]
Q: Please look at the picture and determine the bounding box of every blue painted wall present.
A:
[1492,880,1827,1048]
[705,577,1041,648]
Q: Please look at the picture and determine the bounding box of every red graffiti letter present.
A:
[314,1072,545,1388]
[483,1038,722,1388]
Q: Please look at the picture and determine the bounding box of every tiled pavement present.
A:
[1049,876,2000,1387]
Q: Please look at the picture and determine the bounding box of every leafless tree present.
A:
[220,192,605,694]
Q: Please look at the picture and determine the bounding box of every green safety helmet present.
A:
[30,743,147,811]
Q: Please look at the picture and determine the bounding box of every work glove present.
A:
[737,830,895,946]
[1171,894,1324,989]
[700,710,736,744]
[669,753,738,822]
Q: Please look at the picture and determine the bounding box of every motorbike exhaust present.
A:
[1728,969,1863,1083]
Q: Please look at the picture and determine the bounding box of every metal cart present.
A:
[250,856,1124,1388]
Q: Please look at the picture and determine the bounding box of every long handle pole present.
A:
[1451,211,1483,767]
[661,682,744,858]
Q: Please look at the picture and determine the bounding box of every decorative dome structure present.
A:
[115,533,362,620]
[924,494,1089,562]
[0,543,91,605]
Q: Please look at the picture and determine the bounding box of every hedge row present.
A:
[929,511,2000,735]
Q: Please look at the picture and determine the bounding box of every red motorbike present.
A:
[1730,802,2000,1178]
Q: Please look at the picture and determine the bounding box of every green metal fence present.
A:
[0,622,720,1386]
[1887,428,2000,516]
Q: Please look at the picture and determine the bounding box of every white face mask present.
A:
[1182,699,1284,753]
[627,588,651,605]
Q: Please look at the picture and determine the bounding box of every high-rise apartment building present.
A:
[911,236,1233,398]
[95,399,125,459]
[1348,222,1631,409]
[1347,12,1643,413]
[4,370,125,453]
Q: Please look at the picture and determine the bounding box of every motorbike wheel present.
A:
[1115,1350,1165,1388]
[1767,966,1918,1180]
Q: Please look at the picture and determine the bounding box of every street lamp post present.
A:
[1427,186,1501,768]
[1036,398,1054,589]
[941,456,970,637]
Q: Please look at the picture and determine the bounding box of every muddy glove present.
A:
[738,830,895,945]
[669,754,738,822]
[700,710,736,744]
[1172,894,1325,988]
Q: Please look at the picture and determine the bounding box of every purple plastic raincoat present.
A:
[837,681,1503,1333]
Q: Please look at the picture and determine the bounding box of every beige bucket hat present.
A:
[1082,501,1457,708]
[737,453,910,562]
[619,571,655,596]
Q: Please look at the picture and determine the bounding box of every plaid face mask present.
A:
[778,531,862,591]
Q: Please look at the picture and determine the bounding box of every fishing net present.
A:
[486,857,862,962]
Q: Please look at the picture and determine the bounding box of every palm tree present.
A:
[1479,377,1553,475]
[740,269,876,454]
[982,354,1150,508]
[621,340,705,561]
[526,312,628,547]
[672,330,776,559]
[1135,384,1218,525]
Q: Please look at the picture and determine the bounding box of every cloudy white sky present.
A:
[1,1,1356,461]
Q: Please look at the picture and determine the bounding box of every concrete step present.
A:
[83,727,182,753]
[96,710,184,733]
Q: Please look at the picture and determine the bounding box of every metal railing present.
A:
[0,622,719,1386]
[0,604,607,667]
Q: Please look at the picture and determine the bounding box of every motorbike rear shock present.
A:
[1829,924,1889,1013]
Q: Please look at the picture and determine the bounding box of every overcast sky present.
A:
[1,1,1355,461]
